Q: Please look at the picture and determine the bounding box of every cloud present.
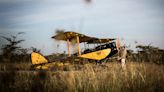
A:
[0,0,88,28]
[0,0,164,54]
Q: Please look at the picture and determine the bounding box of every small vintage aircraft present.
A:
[31,31,121,70]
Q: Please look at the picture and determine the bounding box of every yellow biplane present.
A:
[31,31,121,70]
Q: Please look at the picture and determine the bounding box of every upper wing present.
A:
[52,31,115,43]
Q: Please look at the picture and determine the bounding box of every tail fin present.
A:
[31,52,48,65]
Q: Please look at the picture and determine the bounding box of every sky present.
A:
[0,0,164,55]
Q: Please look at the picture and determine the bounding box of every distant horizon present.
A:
[0,0,164,55]
[0,30,163,55]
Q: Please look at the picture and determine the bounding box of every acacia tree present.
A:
[136,45,164,64]
[1,32,25,62]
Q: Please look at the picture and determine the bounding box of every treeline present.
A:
[0,32,40,63]
[0,32,164,65]
[127,45,164,65]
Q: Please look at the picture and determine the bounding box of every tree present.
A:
[1,32,25,62]
[136,45,164,64]
[30,47,41,53]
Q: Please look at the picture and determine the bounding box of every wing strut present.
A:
[76,36,81,56]
[67,39,71,57]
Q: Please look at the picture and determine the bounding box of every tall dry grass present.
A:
[0,62,163,92]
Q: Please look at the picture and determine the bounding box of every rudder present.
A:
[31,52,48,65]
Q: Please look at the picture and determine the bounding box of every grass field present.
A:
[0,62,163,92]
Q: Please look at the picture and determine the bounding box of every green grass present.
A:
[0,62,164,92]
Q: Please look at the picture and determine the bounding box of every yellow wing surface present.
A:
[79,48,111,60]
[31,52,48,65]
